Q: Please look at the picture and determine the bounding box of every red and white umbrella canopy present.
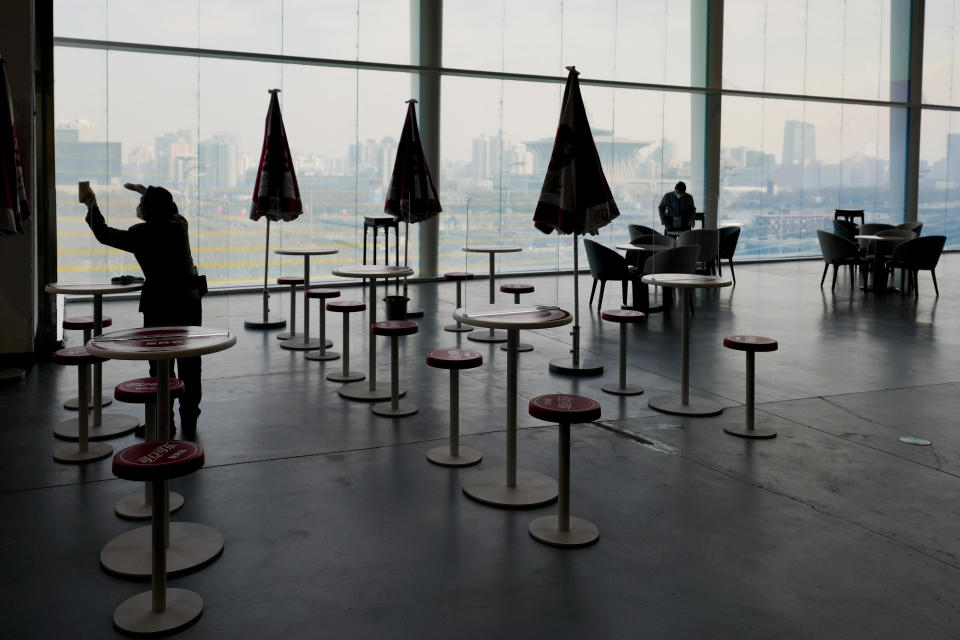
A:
[384,99,442,224]
[533,67,619,236]
[0,56,29,235]
[249,89,303,222]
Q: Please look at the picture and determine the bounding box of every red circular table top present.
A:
[113,440,204,481]
[87,326,236,360]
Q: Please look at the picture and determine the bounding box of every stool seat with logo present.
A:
[115,377,185,404]
[426,348,484,467]
[111,441,206,636]
[723,335,779,352]
[528,394,601,548]
[371,321,418,416]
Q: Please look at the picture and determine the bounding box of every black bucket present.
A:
[383,295,409,320]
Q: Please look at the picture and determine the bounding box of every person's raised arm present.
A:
[83,186,136,253]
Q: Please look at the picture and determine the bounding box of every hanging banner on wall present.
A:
[0,55,30,235]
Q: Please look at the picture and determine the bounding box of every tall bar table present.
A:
[275,247,338,350]
[333,264,414,401]
[455,304,571,507]
[462,245,522,343]
[88,326,237,577]
[641,273,731,416]
[45,281,143,439]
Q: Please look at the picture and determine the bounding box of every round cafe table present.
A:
[333,264,414,401]
[641,274,731,416]
[454,304,571,508]
[87,326,236,577]
[462,245,522,343]
[275,247,338,350]
[45,281,143,439]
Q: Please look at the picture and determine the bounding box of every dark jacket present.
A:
[658,191,696,231]
[85,205,201,317]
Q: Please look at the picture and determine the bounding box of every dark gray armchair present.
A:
[583,238,636,308]
[817,230,861,290]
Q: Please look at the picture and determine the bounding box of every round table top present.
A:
[453,304,571,330]
[274,247,339,256]
[641,273,732,289]
[45,281,144,296]
[87,326,237,360]
[462,245,522,254]
[332,264,414,279]
[615,242,665,253]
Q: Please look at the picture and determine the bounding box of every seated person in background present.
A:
[658,181,697,233]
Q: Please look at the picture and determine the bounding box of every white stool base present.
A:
[372,402,418,417]
[327,371,365,383]
[443,324,473,333]
[549,357,604,377]
[427,446,482,467]
[305,350,340,362]
[64,393,112,409]
[113,588,203,636]
[529,515,599,548]
[339,382,405,402]
[100,522,224,577]
[648,394,723,416]
[501,343,533,352]
[601,383,644,396]
[280,338,321,350]
[724,424,777,439]
[115,490,185,520]
[55,413,140,440]
[461,468,558,508]
[276,331,301,340]
[467,330,508,343]
[54,441,112,464]
[244,317,286,329]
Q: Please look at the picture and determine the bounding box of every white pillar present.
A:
[412,0,442,278]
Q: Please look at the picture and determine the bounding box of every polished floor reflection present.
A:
[2,256,959,638]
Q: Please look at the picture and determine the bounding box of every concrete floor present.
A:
[2,257,960,638]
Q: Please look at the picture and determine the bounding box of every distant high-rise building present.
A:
[782,120,816,165]
[947,133,960,185]
[155,130,193,183]
[54,122,121,187]
[198,132,240,190]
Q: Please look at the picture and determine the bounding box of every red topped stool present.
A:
[51,346,113,463]
[425,348,484,467]
[326,301,366,383]
[600,309,646,396]
[276,275,305,340]
[499,283,535,353]
[111,441,206,636]
[62,315,113,409]
[722,335,779,439]
[371,320,418,417]
[443,272,475,333]
[113,377,186,519]
[305,288,341,362]
[528,394,601,548]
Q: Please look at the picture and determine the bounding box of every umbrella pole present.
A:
[572,232,580,366]
[403,219,410,298]
[262,218,271,321]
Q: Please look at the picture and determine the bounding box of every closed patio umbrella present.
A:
[383,98,442,318]
[534,66,620,376]
[245,89,304,329]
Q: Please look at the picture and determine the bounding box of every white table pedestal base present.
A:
[648,394,723,417]
[280,338,321,351]
[529,515,599,548]
[55,413,139,440]
[115,490,185,520]
[601,383,644,396]
[327,371,364,383]
[54,441,112,463]
[305,349,339,362]
[549,357,604,377]
[468,328,507,343]
[461,468,558,508]
[724,424,777,439]
[339,381,405,402]
[113,588,203,636]
[64,393,112,410]
[100,522,224,577]
[244,317,286,329]
[372,401,417,417]
[427,446,482,467]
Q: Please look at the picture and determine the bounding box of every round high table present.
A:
[454,304,571,507]
[641,274,731,416]
[333,264,414,401]
[275,247,338,350]
[45,281,143,439]
[854,234,899,293]
[87,326,237,577]
[462,245,522,343]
